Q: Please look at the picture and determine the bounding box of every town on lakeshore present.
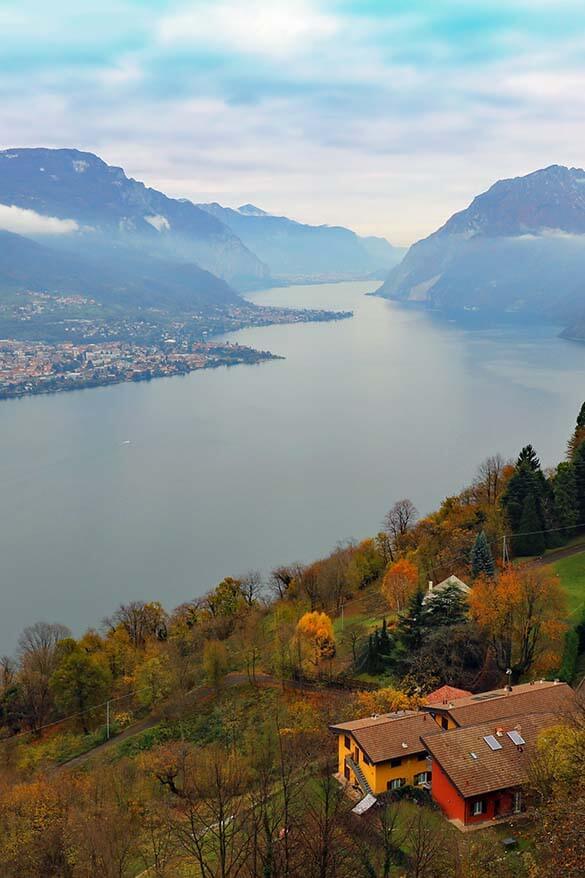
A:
[0,290,352,399]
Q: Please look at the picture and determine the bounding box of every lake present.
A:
[2,280,585,652]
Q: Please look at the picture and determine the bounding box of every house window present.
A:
[513,792,522,814]
[363,753,372,766]
[415,772,430,785]
[472,800,484,816]
[390,757,402,767]
[417,751,428,761]
[388,778,403,791]
[344,736,351,750]
[441,717,449,730]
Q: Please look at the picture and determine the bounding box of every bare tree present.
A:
[269,566,296,600]
[238,570,264,607]
[404,809,452,878]
[17,621,70,733]
[104,601,168,648]
[473,454,508,506]
[383,499,418,557]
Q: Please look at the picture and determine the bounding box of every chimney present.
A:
[428,581,433,593]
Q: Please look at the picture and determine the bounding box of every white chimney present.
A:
[428,581,433,592]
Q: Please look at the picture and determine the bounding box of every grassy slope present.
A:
[551,552,585,619]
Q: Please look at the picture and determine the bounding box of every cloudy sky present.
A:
[2,0,585,244]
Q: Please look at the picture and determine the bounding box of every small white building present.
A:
[422,574,470,605]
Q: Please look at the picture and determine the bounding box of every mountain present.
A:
[0,148,268,289]
[198,202,402,279]
[378,165,585,329]
[0,228,238,311]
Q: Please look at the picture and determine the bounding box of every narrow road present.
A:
[527,541,585,568]
[58,672,311,772]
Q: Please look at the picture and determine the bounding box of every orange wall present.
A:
[430,759,466,822]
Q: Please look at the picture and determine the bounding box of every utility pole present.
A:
[502,534,510,567]
[341,601,344,631]
[106,699,111,740]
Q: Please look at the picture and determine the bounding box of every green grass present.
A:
[551,552,585,619]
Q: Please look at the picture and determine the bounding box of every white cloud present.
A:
[157,0,339,57]
[0,204,79,236]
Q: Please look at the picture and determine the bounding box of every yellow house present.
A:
[329,711,437,796]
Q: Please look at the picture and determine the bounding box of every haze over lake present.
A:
[2,280,585,651]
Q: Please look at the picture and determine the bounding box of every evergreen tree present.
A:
[378,617,392,655]
[573,440,585,525]
[516,444,541,471]
[470,530,495,578]
[424,584,469,627]
[396,589,427,651]
[502,446,552,553]
[514,493,546,556]
[552,461,578,536]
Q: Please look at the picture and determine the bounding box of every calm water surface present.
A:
[1,280,584,651]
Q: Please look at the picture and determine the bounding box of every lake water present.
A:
[2,280,585,652]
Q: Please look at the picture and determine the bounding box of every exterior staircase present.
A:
[345,756,373,796]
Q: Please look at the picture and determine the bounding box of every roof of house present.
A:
[424,680,575,727]
[425,685,472,705]
[330,711,442,764]
[422,574,470,605]
[422,711,559,798]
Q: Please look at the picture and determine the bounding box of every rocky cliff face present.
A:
[378,165,585,326]
[0,148,269,287]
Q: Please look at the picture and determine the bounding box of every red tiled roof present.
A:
[330,712,442,764]
[423,681,575,727]
[422,711,560,798]
[425,685,472,705]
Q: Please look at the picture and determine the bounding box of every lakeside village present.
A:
[0,289,352,399]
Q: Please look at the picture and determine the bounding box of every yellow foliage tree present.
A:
[295,611,336,670]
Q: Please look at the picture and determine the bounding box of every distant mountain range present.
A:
[377,165,585,338]
[198,202,402,279]
[0,148,399,319]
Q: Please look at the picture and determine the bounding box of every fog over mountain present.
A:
[198,202,403,280]
[378,165,585,337]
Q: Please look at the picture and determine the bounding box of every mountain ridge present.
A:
[377,164,585,335]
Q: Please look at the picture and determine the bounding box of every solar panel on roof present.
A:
[507,730,525,746]
[483,735,503,751]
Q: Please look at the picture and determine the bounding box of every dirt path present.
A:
[527,541,585,568]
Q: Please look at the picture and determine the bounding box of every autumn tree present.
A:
[381,558,419,613]
[136,654,172,707]
[202,639,228,693]
[295,611,336,671]
[469,567,566,682]
[49,639,111,734]
[17,621,71,733]
[383,499,418,558]
[104,601,167,649]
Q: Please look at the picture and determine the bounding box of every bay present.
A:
[1,279,584,652]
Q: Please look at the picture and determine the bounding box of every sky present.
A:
[2,1,585,245]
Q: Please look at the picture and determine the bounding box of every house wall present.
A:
[431,760,519,825]
[429,759,466,822]
[337,734,430,794]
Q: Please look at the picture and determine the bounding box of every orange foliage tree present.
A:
[381,559,419,613]
[355,687,422,715]
[469,567,567,682]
